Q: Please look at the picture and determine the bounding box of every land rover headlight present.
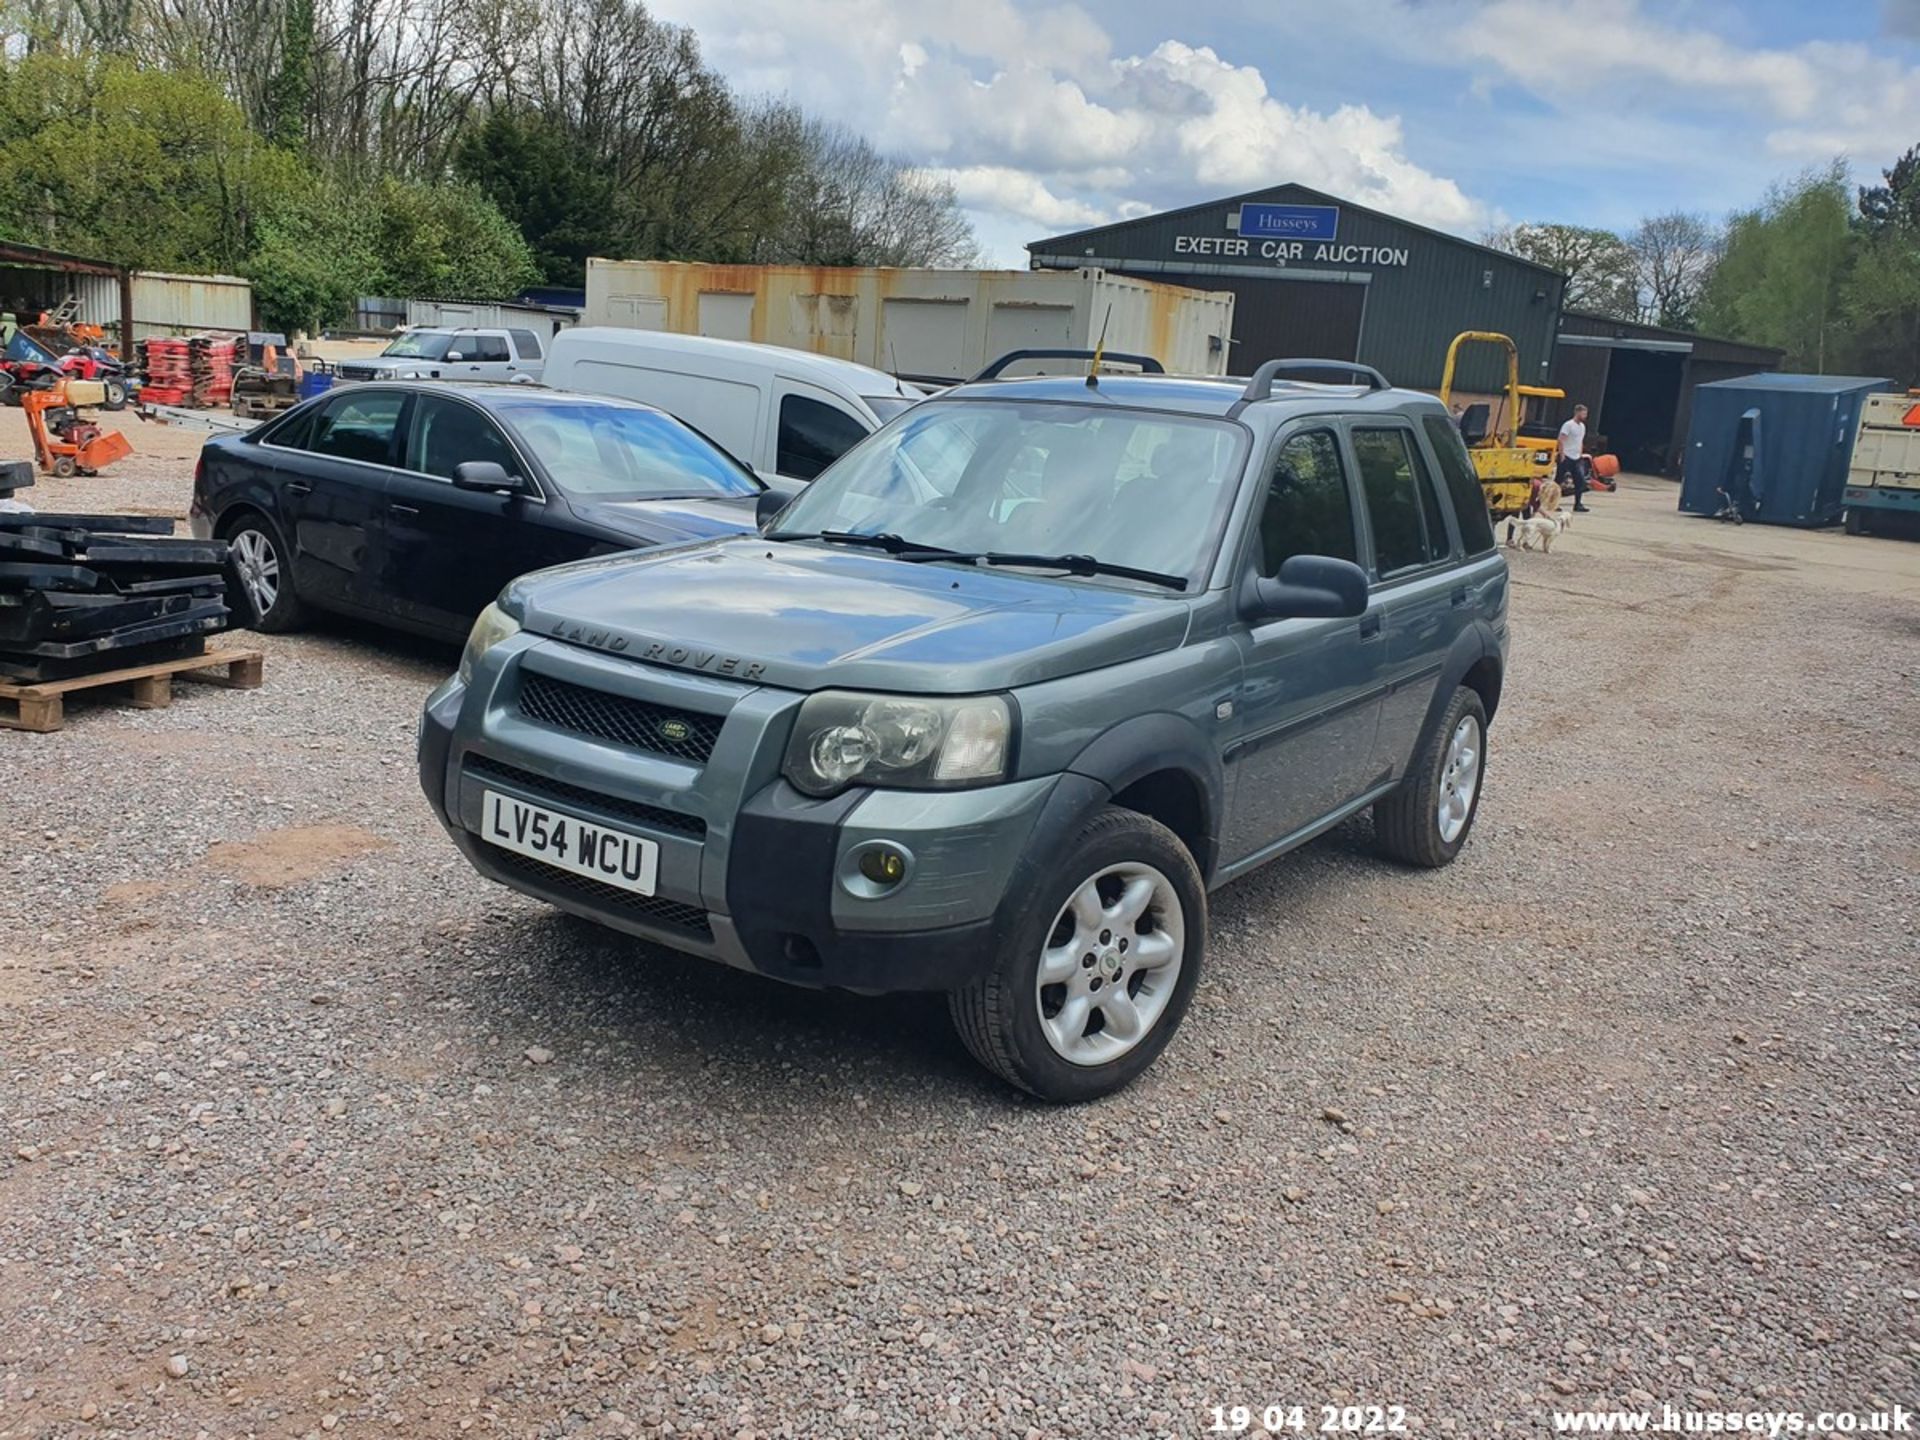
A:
[458,601,520,684]
[784,691,1013,796]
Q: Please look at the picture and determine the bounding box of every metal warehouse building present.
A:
[1028,183,1567,392]
[1550,311,1784,475]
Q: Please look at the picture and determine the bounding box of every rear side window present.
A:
[1351,427,1443,578]
[263,403,319,451]
[509,329,542,360]
[462,334,511,363]
[1422,415,1497,554]
[778,393,868,479]
[307,390,405,466]
[1256,429,1358,574]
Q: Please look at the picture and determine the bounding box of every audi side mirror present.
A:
[452,461,526,493]
[1246,555,1369,620]
[756,487,793,527]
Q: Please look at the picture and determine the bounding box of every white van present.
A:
[541,329,924,481]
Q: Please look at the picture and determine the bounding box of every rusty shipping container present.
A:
[582,262,1234,380]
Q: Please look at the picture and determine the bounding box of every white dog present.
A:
[1506,508,1570,553]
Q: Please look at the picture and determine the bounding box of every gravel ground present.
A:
[1,478,1916,1438]
[0,402,209,519]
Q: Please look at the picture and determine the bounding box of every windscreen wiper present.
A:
[972,552,1189,591]
[775,533,1186,591]
[774,530,966,557]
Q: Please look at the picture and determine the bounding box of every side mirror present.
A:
[755,487,793,527]
[1246,555,1370,621]
[452,461,525,493]
[445,350,465,362]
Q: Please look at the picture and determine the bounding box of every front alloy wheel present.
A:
[950,805,1205,1102]
[1035,862,1186,1066]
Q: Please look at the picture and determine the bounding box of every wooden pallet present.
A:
[0,646,264,733]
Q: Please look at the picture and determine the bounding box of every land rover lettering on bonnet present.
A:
[418,352,1508,1102]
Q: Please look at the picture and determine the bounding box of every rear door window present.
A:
[508,329,543,360]
[1351,427,1443,578]
[407,395,523,481]
[777,393,869,479]
[263,403,320,451]
[1421,414,1497,555]
[307,390,406,467]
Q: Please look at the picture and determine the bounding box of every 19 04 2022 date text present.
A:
[1209,1404,1410,1434]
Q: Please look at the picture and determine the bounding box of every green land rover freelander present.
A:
[418,356,1509,1102]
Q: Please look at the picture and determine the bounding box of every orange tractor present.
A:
[10,365,133,477]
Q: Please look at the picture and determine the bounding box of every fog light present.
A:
[840,840,915,898]
[859,846,908,886]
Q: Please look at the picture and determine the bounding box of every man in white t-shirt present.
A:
[1555,403,1591,512]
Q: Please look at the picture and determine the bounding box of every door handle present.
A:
[286,480,312,495]
[1359,613,1382,639]
[390,503,420,517]
[1451,585,1470,607]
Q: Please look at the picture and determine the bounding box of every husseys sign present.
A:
[1171,202,1411,269]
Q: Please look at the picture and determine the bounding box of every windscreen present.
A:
[769,398,1245,587]
[508,402,761,501]
[382,331,453,360]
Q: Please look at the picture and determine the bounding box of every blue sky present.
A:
[648,0,1920,263]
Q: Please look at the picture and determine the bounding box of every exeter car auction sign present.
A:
[1168,203,1412,269]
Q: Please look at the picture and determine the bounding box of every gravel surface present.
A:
[1,479,1916,1438]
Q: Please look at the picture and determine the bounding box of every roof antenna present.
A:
[1086,306,1111,388]
[888,338,906,396]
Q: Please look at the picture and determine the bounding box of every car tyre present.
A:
[1375,685,1487,868]
[948,805,1205,1103]
[221,511,307,632]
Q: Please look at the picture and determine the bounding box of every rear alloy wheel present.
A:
[1374,685,1488,868]
[949,806,1205,1102]
[223,514,306,632]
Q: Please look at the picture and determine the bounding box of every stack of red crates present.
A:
[190,335,236,407]
[139,337,193,405]
[136,333,238,408]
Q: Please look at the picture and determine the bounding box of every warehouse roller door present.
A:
[1180,275,1366,374]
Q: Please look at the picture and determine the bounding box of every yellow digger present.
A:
[1438,331,1565,518]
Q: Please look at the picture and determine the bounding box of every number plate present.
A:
[482,790,659,896]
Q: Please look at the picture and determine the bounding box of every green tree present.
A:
[0,54,303,272]
[1483,222,1638,318]
[367,175,540,300]
[267,0,315,152]
[1699,162,1854,372]
[1844,148,1920,385]
[454,109,615,286]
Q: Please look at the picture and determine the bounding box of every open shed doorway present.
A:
[1600,348,1686,474]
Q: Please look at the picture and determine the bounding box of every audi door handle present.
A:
[1359,613,1383,639]
[390,503,420,517]
[286,480,312,495]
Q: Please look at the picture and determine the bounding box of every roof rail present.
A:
[970,348,1166,382]
[1230,358,1391,416]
